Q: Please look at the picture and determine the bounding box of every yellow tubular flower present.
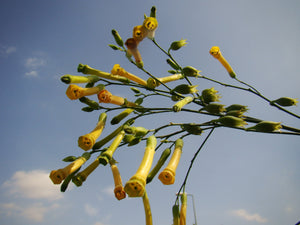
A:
[133,25,147,42]
[66,84,105,100]
[147,74,184,89]
[143,17,158,40]
[209,46,236,78]
[72,159,100,186]
[125,38,143,68]
[173,96,194,112]
[142,190,153,225]
[111,64,147,86]
[97,89,125,106]
[110,160,126,200]
[78,113,107,151]
[158,139,183,185]
[77,64,129,83]
[98,131,126,166]
[124,135,157,197]
[180,193,187,225]
[49,154,90,184]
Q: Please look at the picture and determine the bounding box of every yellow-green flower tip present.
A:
[60,75,71,84]
[170,39,187,51]
[175,139,184,149]
[247,121,282,132]
[272,97,298,107]
[78,134,95,151]
[158,168,175,185]
[147,77,159,89]
[49,170,65,184]
[124,178,145,197]
[146,135,157,150]
[209,46,221,59]
[72,174,85,187]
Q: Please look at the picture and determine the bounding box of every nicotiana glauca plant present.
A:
[50,6,300,225]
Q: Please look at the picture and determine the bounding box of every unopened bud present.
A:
[182,66,201,77]
[271,97,298,107]
[170,39,187,51]
[172,84,198,95]
[111,29,124,47]
[201,87,221,104]
[166,59,180,70]
[150,6,156,18]
[215,115,247,128]
[246,121,282,132]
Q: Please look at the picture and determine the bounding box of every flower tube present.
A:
[146,74,184,89]
[49,153,90,184]
[78,112,107,151]
[172,96,194,112]
[66,84,105,100]
[124,135,157,197]
[180,193,187,225]
[72,159,100,187]
[142,190,153,225]
[98,131,126,165]
[158,139,183,185]
[111,64,147,86]
[125,38,143,68]
[77,64,129,83]
[209,46,236,78]
[110,159,126,200]
[60,74,100,84]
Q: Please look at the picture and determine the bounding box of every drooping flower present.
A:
[133,25,148,42]
[78,112,107,151]
[124,135,157,197]
[110,159,126,200]
[49,153,90,184]
[209,46,236,78]
[158,139,183,185]
[66,84,105,100]
[125,38,143,68]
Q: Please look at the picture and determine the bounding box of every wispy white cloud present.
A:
[84,203,98,216]
[231,209,268,223]
[2,170,63,200]
[102,185,114,197]
[24,56,46,77]
[0,45,17,55]
[0,202,59,223]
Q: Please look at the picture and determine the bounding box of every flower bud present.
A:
[226,104,248,112]
[181,123,203,135]
[79,97,100,110]
[271,97,298,107]
[111,29,124,47]
[150,6,156,18]
[201,87,221,104]
[203,103,226,114]
[172,84,198,95]
[170,39,187,51]
[166,59,180,70]
[182,66,201,77]
[246,121,282,132]
[60,74,100,84]
[214,115,247,128]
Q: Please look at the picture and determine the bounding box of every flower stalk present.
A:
[124,135,157,197]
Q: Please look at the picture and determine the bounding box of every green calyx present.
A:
[172,84,198,95]
[182,66,201,77]
[203,103,226,114]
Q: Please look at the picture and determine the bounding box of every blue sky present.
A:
[1,0,300,225]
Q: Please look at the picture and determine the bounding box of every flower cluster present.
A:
[49,6,299,225]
